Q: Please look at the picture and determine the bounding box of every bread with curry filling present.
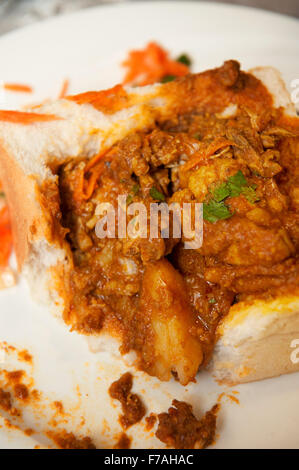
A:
[0,60,298,386]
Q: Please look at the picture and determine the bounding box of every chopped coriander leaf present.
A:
[176,54,192,67]
[209,298,216,304]
[126,194,133,205]
[126,184,140,205]
[204,170,258,222]
[242,185,259,203]
[227,170,248,197]
[203,200,232,223]
[193,133,201,140]
[212,182,230,202]
[228,184,242,198]
[160,75,176,83]
[0,192,5,198]
[150,187,165,202]
[132,184,140,195]
[226,171,259,202]
[228,170,247,187]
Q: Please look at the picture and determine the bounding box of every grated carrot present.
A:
[59,79,70,99]
[4,83,33,93]
[83,162,106,200]
[181,138,233,172]
[73,166,85,203]
[74,147,117,202]
[74,161,106,202]
[0,110,60,124]
[85,148,114,172]
[122,41,190,86]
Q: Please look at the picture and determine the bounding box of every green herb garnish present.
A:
[229,170,247,187]
[209,298,216,304]
[160,75,176,83]
[226,170,248,197]
[0,192,5,198]
[210,171,258,201]
[176,54,192,67]
[132,184,140,195]
[212,182,230,202]
[126,184,140,205]
[226,171,259,202]
[241,185,259,203]
[203,170,258,223]
[203,199,232,223]
[150,187,165,202]
[126,194,133,205]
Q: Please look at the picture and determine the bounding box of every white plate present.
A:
[0,1,299,449]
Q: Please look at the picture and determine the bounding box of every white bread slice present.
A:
[210,296,299,384]
[0,62,298,383]
[250,67,297,116]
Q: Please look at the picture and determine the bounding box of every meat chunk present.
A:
[143,129,199,168]
[201,217,294,266]
[216,60,241,88]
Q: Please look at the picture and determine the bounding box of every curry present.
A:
[55,61,299,386]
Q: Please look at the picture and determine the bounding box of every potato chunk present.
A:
[140,259,203,385]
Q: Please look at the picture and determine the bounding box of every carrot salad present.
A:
[122,41,191,86]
